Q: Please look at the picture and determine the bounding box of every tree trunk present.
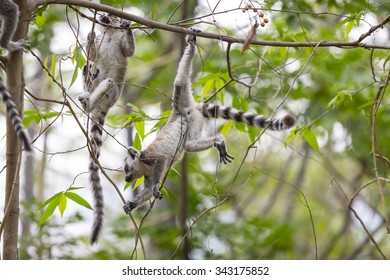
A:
[2,0,29,260]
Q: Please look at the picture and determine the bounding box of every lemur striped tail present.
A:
[196,102,295,131]
[89,114,106,245]
[0,77,32,152]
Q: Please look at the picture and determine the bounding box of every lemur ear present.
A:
[127,147,140,159]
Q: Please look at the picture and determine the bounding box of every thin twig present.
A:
[32,0,390,50]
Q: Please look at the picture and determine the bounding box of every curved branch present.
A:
[32,0,390,50]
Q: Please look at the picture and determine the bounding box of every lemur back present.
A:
[78,13,135,245]
[122,31,295,213]
[0,0,32,152]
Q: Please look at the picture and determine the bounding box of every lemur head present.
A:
[123,147,144,182]
[97,13,131,31]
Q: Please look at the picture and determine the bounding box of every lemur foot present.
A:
[7,39,30,52]
[214,135,235,164]
[123,201,138,214]
[187,28,201,43]
[87,31,96,41]
[78,93,90,110]
[120,18,132,28]
[152,186,163,200]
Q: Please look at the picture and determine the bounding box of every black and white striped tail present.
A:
[0,77,32,152]
[89,117,105,245]
[197,102,295,131]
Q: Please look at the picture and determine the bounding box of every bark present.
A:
[2,0,29,260]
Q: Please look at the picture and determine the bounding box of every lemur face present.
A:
[98,13,131,29]
[82,61,99,82]
[123,147,143,183]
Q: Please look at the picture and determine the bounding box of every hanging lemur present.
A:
[78,13,135,245]
[122,31,295,213]
[0,0,32,152]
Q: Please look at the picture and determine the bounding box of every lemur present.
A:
[0,0,28,51]
[122,31,295,213]
[0,0,31,152]
[78,13,135,245]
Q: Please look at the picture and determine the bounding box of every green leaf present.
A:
[285,127,300,146]
[65,192,93,210]
[334,17,354,29]
[135,120,145,140]
[346,20,354,35]
[68,186,85,191]
[37,192,62,211]
[220,121,234,137]
[124,177,144,191]
[247,125,258,142]
[38,197,60,227]
[58,193,67,217]
[150,3,158,20]
[303,128,319,152]
[160,186,170,199]
[201,79,214,97]
[133,177,144,190]
[133,133,142,151]
[35,12,47,28]
[23,110,61,127]
[50,55,57,77]
[69,47,86,88]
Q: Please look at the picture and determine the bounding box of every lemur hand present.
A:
[123,201,137,214]
[120,18,132,28]
[152,186,163,200]
[186,28,201,44]
[7,39,30,52]
[214,135,234,164]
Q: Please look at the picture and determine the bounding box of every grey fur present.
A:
[78,13,135,245]
[0,0,29,51]
[123,31,295,213]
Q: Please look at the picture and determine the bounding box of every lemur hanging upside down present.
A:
[122,30,295,213]
[0,0,31,152]
[78,13,135,245]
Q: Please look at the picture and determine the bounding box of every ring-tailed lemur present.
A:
[0,0,32,152]
[78,13,135,245]
[122,31,295,213]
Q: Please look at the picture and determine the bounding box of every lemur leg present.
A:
[86,31,98,61]
[123,177,154,213]
[119,19,136,57]
[151,158,166,199]
[185,135,234,164]
[78,78,117,112]
[172,32,197,112]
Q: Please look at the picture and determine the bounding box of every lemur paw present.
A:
[120,18,132,28]
[87,31,96,41]
[7,39,30,52]
[78,93,90,109]
[152,187,163,200]
[123,201,138,214]
[83,63,100,81]
[186,28,201,44]
[214,136,235,164]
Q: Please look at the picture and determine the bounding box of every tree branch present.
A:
[32,0,390,50]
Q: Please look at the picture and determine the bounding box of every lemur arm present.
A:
[119,20,135,57]
[185,135,234,164]
[86,31,98,61]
